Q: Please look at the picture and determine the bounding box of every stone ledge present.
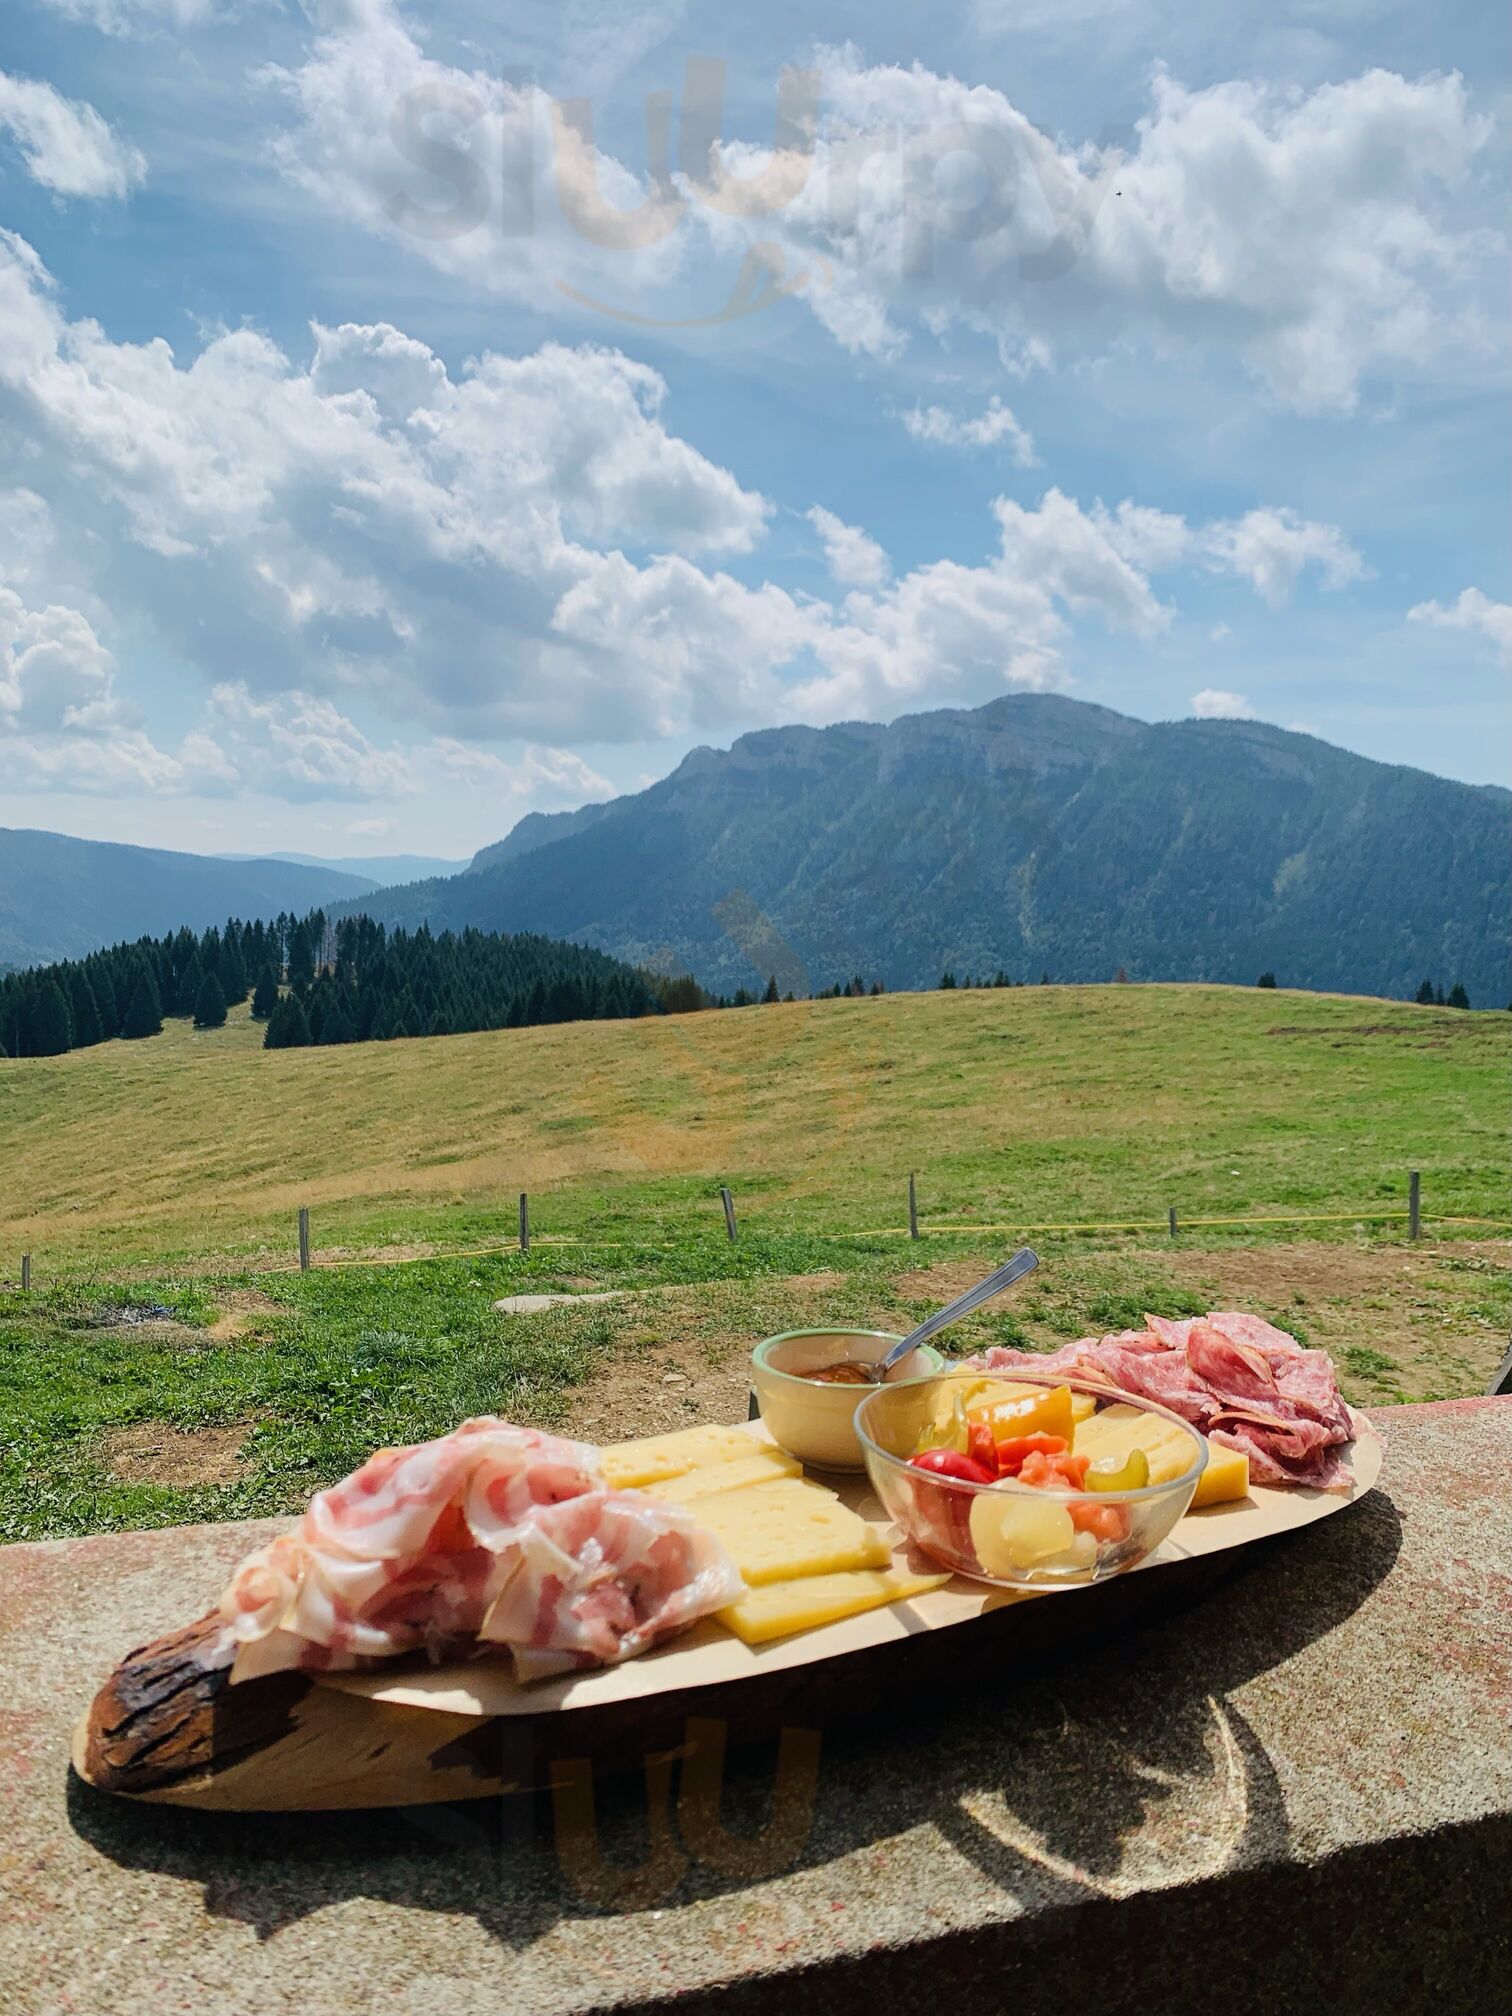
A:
[2,1398,1509,2016]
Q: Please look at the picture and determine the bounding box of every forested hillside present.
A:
[349,696,1508,1003]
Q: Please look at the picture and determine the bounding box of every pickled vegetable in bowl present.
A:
[853,1371,1207,1588]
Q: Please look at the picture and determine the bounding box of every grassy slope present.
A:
[0,984,1505,1543]
[0,985,1505,1273]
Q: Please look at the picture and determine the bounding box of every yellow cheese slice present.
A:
[717,1565,950,1645]
[1190,1440,1250,1508]
[688,1477,891,1585]
[642,1448,802,1501]
[600,1422,761,1489]
[1074,1403,1196,1484]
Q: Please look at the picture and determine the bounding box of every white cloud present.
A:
[806,505,890,588]
[0,70,146,200]
[755,53,1496,412]
[1202,508,1367,606]
[0,229,1376,779]
[1190,688,1256,720]
[0,585,125,731]
[1408,586,1512,660]
[429,739,613,804]
[205,682,417,801]
[0,489,54,581]
[901,397,1035,464]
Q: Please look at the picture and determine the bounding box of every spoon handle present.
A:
[875,1247,1039,1376]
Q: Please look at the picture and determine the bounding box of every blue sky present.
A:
[0,0,1506,859]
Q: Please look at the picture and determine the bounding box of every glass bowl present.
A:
[751,1329,949,1472]
[853,1370,1207,1587]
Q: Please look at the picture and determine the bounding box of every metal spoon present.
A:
[870,1246,1040,1381]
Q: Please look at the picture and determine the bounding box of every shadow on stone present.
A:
[66,1490,1402,1951]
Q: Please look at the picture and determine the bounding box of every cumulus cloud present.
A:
[0,229,1376,781]
[806,505,890,588]
[1190,688,1256,720]
[0,70,146,200]
[1202,508,1367,606]
[260,10,1497,413]
[1408,586,1512,660]
[901,397,1035,463]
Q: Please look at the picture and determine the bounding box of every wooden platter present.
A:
[74,1414,1381,1811]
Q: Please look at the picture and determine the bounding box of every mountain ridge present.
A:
[342,695,1509,1003]
[0,830,379,969]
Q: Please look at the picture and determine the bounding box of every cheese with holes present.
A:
[717,1565,950,1644]
[642,1448,801,1501]
[1189,1440,1250,1508]
[1073,1403,1196,1484]
[600,1423,760,1489]
[687,1477,891,1585]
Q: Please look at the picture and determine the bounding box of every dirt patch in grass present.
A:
[100,1421,252,1488]
[554,1272,867,1443]
[207,1288,282,1342]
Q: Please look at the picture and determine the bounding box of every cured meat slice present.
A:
[963,1307,1354,1490]
[481,1490,745,1677]
[218,1419,605,1679]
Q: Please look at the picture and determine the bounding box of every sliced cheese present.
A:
[600,1422,760,1489]
[1074,1403,1196,1485]
[642,1448,802,1502]
[717,1565,950,1645]
[1190,1440,1250,1508]
[688,1477,891,1585]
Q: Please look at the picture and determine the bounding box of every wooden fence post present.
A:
[1168,1206,1178,1239]
[519,1193,530,1254]
[908,1172,920,1241]
[20,1253,30,1292]
[297,1208,310,1272]
[720,1188,738,1242]
[1408,1170,1421,1241]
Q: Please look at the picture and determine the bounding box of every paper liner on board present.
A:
[318,1413,1383,1721]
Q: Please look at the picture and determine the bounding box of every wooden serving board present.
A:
[74,1415,1381,1812]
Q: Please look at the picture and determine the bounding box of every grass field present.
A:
[0,984,1506,1544]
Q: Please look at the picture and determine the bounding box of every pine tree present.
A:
[1414,978,1435,1005]
[1446,982,1470,1010]
[217,941,247,1004]
[122,966,162,1040]
[67,967,103,1047]
[1256,971,1277,988]
[251,966,280,1019]
[175,957,203,1018]
[264,995,312,1049]
[763,975,779,1004]
[287,919,315,993]
[939,971,957,989]
[30,977,73,1056]
[321,1000,354,1045]
[1434,983,1446,1006]
[193,973,227,1029]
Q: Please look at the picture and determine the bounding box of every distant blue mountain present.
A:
[0,830,379,967]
